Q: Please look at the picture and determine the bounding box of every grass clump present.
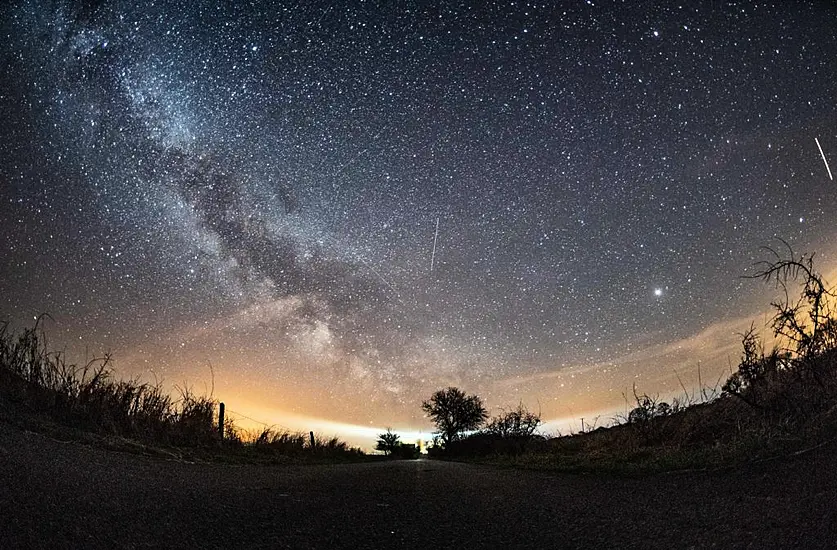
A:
[0,317,362,461]
[0,317,218,446]
[237,427,362,459]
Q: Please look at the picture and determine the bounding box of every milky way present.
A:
[2,1,837,435]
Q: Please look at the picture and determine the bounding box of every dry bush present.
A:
[0,319,365,460]
[0,319,220,446]
[724,243,837,428]
[485,403,542,438]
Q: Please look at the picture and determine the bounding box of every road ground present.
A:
[1,422,836,549]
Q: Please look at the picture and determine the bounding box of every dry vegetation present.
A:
[0,318,362,462]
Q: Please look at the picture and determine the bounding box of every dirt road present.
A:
[1,422,835,549]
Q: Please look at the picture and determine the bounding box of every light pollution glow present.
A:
[114,256,837,451]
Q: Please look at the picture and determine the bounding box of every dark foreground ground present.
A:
[1,421,836,549]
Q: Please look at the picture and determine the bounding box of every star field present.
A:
[2,1,837,432]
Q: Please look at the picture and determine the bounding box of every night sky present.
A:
[2,1,837,443]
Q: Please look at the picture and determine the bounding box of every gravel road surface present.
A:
[1,422,835,549]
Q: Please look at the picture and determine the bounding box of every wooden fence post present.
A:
[218,402,225,441]
[309,430,315,449]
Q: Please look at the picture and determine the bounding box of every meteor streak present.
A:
[815,137,833,181]
[430,217,440,273]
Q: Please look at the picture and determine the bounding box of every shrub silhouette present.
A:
[627,394,672,425]
[752,246,837,362]
[724,242,837,420]
[393,442,419,459]
[375,428,401,455]
[485,403,542,438]
[722,327,788,410]
[621,385,678,444]
[422,387,487,447]
[440,432,547,457]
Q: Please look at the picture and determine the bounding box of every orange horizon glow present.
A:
[105,306,768,450]
[56,252,837,452]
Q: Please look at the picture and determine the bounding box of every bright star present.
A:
[654,288,663,297]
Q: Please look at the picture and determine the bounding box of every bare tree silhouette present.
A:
[422,387,487,447]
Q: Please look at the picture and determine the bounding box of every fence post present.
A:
[309,430,315,449]
[218,402,225,441]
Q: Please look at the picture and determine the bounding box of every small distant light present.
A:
[654,288,663,297]
[653,30,659,37]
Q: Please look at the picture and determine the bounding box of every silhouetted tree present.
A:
[375,429,401,455]
[744,241,837,367]
[485,403,541,437]
[722,241,837,413]
[421,387,488,446]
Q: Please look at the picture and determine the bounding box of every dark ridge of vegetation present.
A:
[0,318,363,462]
[421,397,545,459]
[374,429,420,459]
[424,244,837,473]
[226,426,365,462]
